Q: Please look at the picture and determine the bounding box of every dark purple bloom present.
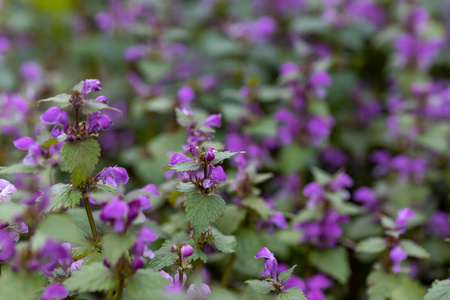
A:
[99,197,129,232]
[309,71,331,99]
[303,182,325,208]
[390,246,407,273]
[97,166,129,188]
[307,116,334,145]
[81,79,102,98]
[41,283,68,300]
[96,95,108,103]
[0,230,15,262]
[353,187,377,210]
[203,114,222,128]
[41,107,69,137]
[426,211,450,238]
[255,247,278,279]
[0,36,11,52]
[330,173,353,190]
[124,45,149,62]
[86,112,112,134]
[133,227,158,258]
[205,148,215,162]
[180,244,194,258]
[279,61,298,75]
[169,153,192,166]
[269,212,288,229]
[211,166,227,182]
[39,240,72,277]
[395,208,414,233]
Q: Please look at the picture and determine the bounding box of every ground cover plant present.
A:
[0,0,449,299]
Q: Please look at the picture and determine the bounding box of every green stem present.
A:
[82,191,99,243]
[221,253,236,287]
[116,255,125,300]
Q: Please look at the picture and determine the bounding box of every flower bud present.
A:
[171,245,178,252]
[205,148,215,162]
[180,244,194,258]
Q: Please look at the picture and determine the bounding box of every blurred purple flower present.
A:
[99,197,129,232]
[426,211,450,238]
[178,85,195,110]
[0,179,17,202]
[390,246,407,273]
[353,187,377,210]
[395,208,414,233]
[41,283,68,300]
[19,61,43,83]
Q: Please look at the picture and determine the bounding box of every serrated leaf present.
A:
[64,262,117,292]
[276,287,307,300]
[37,93,72,108]
[0,163,40,175]
[50,183,82,209]
[425,279,450,300]
[176,182,196,193]
[211,228,236,253]
[184,193,226,239]
[81,99,122,115]
[356,237,386,254]
[102,232,136,265]
[71,81,84,94]
[241,197,272,220]
[125,269,168,300]
[164,160,199,172]
[0,270,46,300]
[310,246,350,284]
[215,204,247,235]
[367,270,400,300]
[71,246,90,260]
[148,241,178,270]
[245,280,273,294]
[93,183,117,194]
[37,214,90,247]
[212,151,245,164]
[278,265,297,282]
[83,252,104,265]
[392,276,426,300]
[191,244,208,263]
[400,240,430,259]
[60,139,101,186]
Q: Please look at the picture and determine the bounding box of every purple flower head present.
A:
[133,227,158,257]
[307,116,334,145]
[353,187,377,210]
[39,240,72,277]
[41,107,69,137]
[20,61,43,83]
[406,7,429,34]
[395,208,414,233]
[303,182,325,208]
[250,16,277,43]
[41,283,68,300]
[330,173,353,191]
[124,45,149,62]
[96,95,108,104]
[426,211,450,238]
[211,166,227,183]
[97,166,129,188]
[0,36,11,52]
[390,246,407,273]
[320,147,348,169]
[86,111,112,134]
[279,61,298,75]
[309,71,331,99]
[160,270,187,291]
[70,259,83,273]
[203,179,214,189]
[203,114,222,128]
[306,274,333,291]
[205,147,215,162]
[187,283,211,299]
[169,153,192,166]
[0,179,17,202]
[0,230,15,262]
[81,79,102,98]
[178,85,195,109]
[99,197,129,232]
[270,212,288,229]
[180,244,194,258]
[255,247,278,279]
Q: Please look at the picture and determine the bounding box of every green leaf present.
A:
[102,232,136,265]
[241,197,272,220]
[81,99,122,115]
[37,93,72,108]
[176,182,196,193]
[278,265,297,282]
[83,252,104,265]
[37,214,90,247]
[184,193,226,239]
[244,117,277,138]
[245,280,273,294]
[276,287,307,300]
[148,241,178,270]
[212,151,246,164]
[356,237,387,254]
[327,192,362,216]
[71,246,90,260]
[191,244,208,263]
[293,208,322,223]
[392,276,426,300]
[164,160,199,172]
[215,204,247,235]
[0,163,40,175]
[425,279,450,300]
[309,246,351,284]
[367,270,400,300]
[71,81,84,94]
[211,228,236,253]
[125,269,168,300]
[0,270,46,300]
[93,183,117,194]
[381,216,396,230]
[278,145,315,174]
[259,86,291,103]
[50,183,82,209]
[400,240,430,259]
[64,262,117,292]
[60,139,101,186]
[312,167,331,185]
[175,108,195,127]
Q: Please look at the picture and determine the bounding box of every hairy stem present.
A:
[82,191,99,243]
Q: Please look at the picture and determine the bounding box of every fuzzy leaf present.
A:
[50,183,82,209]
[276,287,307,300]
[212,151,245,164]
[176,182,196,193]
[425,279,450,300]
[102,232,136,265]
[164,160,199,172]
[60,139,101,186]
[0,270,46,300]
[125,269,168,300]
[148,241,178,271]
[175,108,195,127]
[81,99,122,115]
[356,237,387,254]
[64,262,117,292]
[245,280,273,294]
[211,228,236,253]
[215,204,247,235]
[367,270,400,300]
[400,240,430,259]
[310,246,351,284]
[278,265,297,283]
[82,252,104,265]
[37,93,72,108]
[392,276,426,300]
[241,197,272,220]
[312,167,331,185]
[191,244,208,263]
[37,214,90,248]
[0,163,40,175]
[184,193,226,239]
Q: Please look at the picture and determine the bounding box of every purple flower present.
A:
[211,166,227,182]
[39,240,72,277]
[205,148,215,162]
[180,244,194,258]
[303,182,325,208]
[353,187,377,210]
[187,283,211,299]
[395,208,414,233]
[279,62,298,75]
[390,246,407,273]
[41,283,68,300]
[133,227,158,258]
[124,45,149,62]
[81,79,102,98]
[330,173,353,191]
[41,107,69,137]
[0,179,17,202]
[309,71,331,98]
[19,61,43,83]
[70,259,83,273]
[97,166,129,188]
[99,197,129,232]
[160,270,187,291]
[0,230,15,262]
[255,247,278,279]
[269,212,288,229]
[0,36,11,52]
[203,114,222,128]
[96,95,108,103]
[86,112,112,134]
[307,116,334,145]
[169,153,192,166]
[178,85,195,109]
[426,211,450,238]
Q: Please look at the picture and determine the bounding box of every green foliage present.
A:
[309,246,351,284]
[164,160,199,172]
[400,240,431,259]
[0,163,40,175]
[37,93,72,108]
[278,145,315,174]
[125,269,168,300]
[102,232,136,265]
[64,262,117,292]
[50,183,82,209]
[276,287,307,300]
[241,196,273,220]
[367,270,400,300]
[327,191,363,215]
[37,213,90,248]
[184,193,226,239]
[245,280,273,294]
[356,237,387,254]
[211,228,236,253]
[176,182,196,193]
[215,204,247,235]
[278,265,297,282]
[148,240,178,270]
[212,151,246,164]
[60,139,101,186]
[81,99,122,115]
[82,252,104,265]
[391,276,426,300]
[0,270,46,300]
[425,280,450,300]
[191,244,208,263]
